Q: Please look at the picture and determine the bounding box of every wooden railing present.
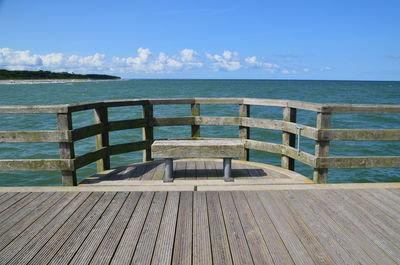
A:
[1,98,399,185]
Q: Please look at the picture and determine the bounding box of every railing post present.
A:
[281,107,297,170]
[94,107,110,172]
[142,103,154,162]
[191,103,200,138]
[239,104,250,161]
[57,112,77,186]
[313,112,332,183]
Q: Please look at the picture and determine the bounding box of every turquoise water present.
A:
[0,79,399,186]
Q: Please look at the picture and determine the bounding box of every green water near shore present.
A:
[0,79,399,186]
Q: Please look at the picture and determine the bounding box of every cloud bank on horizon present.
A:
[0,47,315,77]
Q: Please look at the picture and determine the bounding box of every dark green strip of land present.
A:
[0,69,120,80]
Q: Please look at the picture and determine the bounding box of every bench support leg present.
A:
[164,158,174,182]
[223,158,234,182]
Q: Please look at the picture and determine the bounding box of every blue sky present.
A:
[0,0,399,80]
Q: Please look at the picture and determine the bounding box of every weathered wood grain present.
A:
[323,104,400,113]
[0,159,73,171]
[94,107,110,172]
[172,191,193,265]
[193,191,212,265]
[57,112,77,185]
[219,191,254,264]
[110,192,154,265]
[319,129,400,141]
[27,192,103,265]
[68,192,128,265]
[151,116,194,126]
[6,192,91,265]
[131,192,167,265]
[244,191,295,265]
[152,139,245,158]
[282,107,297,170]
[232,191,275,264]
[0,105,68,114]
[88,192,141,265]
[206,191,233,265]
[45,194,113,264]
[239,104,250,160]
[313,112,332,183]
[191,103,200,137]
[151,191,180,265]
[0,130,71,143]
[317,156,400,168]
[310,190,400,264]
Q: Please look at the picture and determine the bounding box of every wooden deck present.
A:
[81,158,313,186]
[0,185,399,264]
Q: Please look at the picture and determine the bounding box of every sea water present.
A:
[0,79,399,186]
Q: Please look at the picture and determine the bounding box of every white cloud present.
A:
[0,48,105,72]
[112,48,202,73]
[0,47,313,76]
[205,50,241,71]
[244,56,280,73]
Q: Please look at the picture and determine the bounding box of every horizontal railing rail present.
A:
[1,98,399,185]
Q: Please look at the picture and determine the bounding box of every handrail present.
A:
[1,98,399,185]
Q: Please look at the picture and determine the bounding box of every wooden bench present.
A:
[151,139,245,182]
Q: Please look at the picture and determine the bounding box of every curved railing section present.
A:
[1,98,399,185]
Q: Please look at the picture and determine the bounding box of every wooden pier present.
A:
[0,184,399,265]
[1,98,399,264]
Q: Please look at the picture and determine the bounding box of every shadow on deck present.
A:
[80,159,313,186]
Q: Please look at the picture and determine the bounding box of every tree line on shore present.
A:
[0,69,121,80]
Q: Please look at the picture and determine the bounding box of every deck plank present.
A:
[355,189,400,222]
[336,190,400,245]
[151,192,180,265]
[7,192,92,265]
[110,192,154,265]
[131,191,167,265]
[269,191,336,265]
[206,191,233,265]
[29,192,102,265]
[142,161,162,180]
[0,192,78,264]
[219,191,254,265]
[185,160,196,180]
[89,192,142,265]
[172,191,193,265]
[46,192,116,265]
[310,189,400,264]
[196,160,208,179]
[257,191,316,265]
[372,188,400,211]
[281,190,358,265]
[231,191,274,265]
[0,192,56,237]
[0,187,398,265]
[174,160,186,179]
[0,192,29,213]
[68,192,128,265]
[0,192,40,223]
[152,161,165,180]
[244,191,295,265]
[193,191,212,265]
[204,160,219,179]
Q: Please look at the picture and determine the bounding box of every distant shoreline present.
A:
[0,79,122,85]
